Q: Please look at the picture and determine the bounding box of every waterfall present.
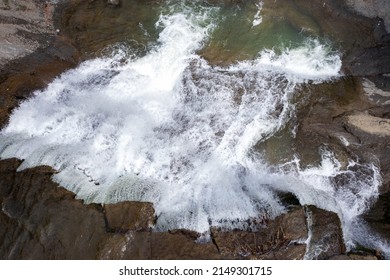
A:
[0,0,387,256]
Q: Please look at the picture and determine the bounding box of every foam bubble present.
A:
[253,40,342,81]
[252,1,264,27]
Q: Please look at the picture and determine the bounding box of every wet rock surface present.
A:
[0,159,217,259]
[294,75,390,257]
[304,205,346,260]
[0,159,106,259]
[56,0,162,61]
[345,0,390,32]
[199,0,390,75]
[294,75,390,184]
[0,0,81,129]
[0,157,348,259]
[104,202,155,232]
[279,0,390,77]
[0,0,389,259]
[363,192,390,245]
[329,253,379,260]
[0,36,79,129]
[211,207,308,260]
[0,0,56,66]
[346,44,390,76]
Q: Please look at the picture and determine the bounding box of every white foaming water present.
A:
[0,3,388,256]
[253,41,342,81]
[272,150,385,256]
[252,1,264,27]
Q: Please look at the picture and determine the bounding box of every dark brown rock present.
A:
[346,45,390,76]
[363,192,390,244]
[0,158,221,259]
[0,157,349,259]
[288,0,390,76]
[329,253,378,260]
[210,205,345,260]
[0,35,79,129]
[258,244,307,260]
[98,232,152,259]
[304,205,346,259]
[290,0,390,76]
[57,0,160,61]
[0,158,21,199]
[0,159,107,259]
[211,207,308,259]
[294,77,390,188]
[0,0,389,260]
[293,76,390,258]
[150,231,220,259]
[99,230,220,260]
[342,110,390,188]
[292,0,385,48]
[104,201,155,232]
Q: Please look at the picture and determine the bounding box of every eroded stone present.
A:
[104,201,155,232]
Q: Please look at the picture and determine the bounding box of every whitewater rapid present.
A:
[0,1,387,256]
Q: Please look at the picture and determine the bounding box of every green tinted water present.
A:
[61,0,339,167]
[200,1,312,64]
[63,0,325,63]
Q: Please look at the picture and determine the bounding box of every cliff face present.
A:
[0,0,389,259]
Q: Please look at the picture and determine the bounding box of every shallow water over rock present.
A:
[1,0,390,259]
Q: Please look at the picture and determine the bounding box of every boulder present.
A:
[211,207,308,259]
[98,232,152,259]
[104,201,155,232]
[0,0,56,67]
[0,159,220,259]
[343,110,390,187]
[0,159,157,259]
[211,205,346,260]
[150,230,220,260]
[346,45,390,76]
[0,159,348,260]
[98,230,220,260]
[363,191,390,245]
[304,205,346,259]
[0,159,106,259]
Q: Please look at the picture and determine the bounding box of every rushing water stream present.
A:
[0,0,389,257]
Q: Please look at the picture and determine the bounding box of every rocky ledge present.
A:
[0,0,389,259]
[0,0,79,129]
[0,0,55,66]
[0,158,359,259]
